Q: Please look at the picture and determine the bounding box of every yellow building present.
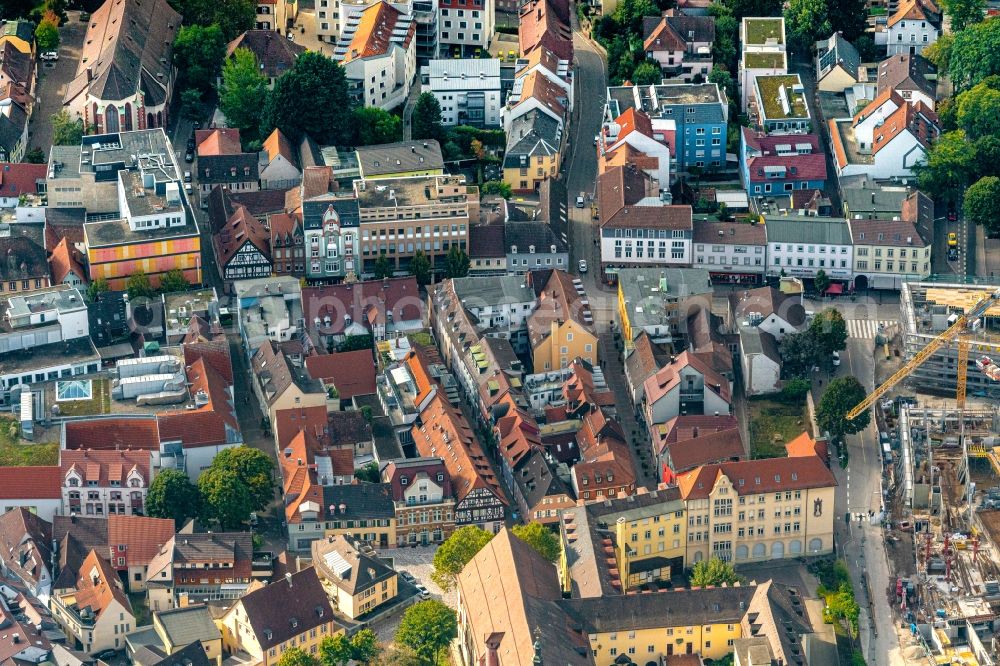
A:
[0,20,34,55]
[678,443,836,565]
[312,534,399,619]
[528,269,598,371]
[217,568,344,666]
[322,483,398,550]
[132,604,223,666]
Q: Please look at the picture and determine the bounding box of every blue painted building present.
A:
[739,128,827,196]
[605,82,728,173]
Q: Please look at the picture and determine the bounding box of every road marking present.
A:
[846,319,895,339]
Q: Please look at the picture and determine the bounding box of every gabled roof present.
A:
[644,350,732,407]
[157,354,240,449]
[356,140,443,177]
[848,217,926,247]
[518,0,573,61]
[226,30,304,80]
[155,604,222,647]
[871,100,940,155]
[64,418,160,451]
[527,269,595,349]
[235,568,337,650]
[304,349,377,399]
[888,0,935,26]
[312,533,395,595]
[107,515,175,566]
[0,232,47,282]
[195,128,242,157]
[73,549,132,618]
[49,237,88,285]
[503,110,560,166]
[263,128,298,167]
[598,165,691,230]
[644,16,687,52]
[514,70,568,120]
[0,508,52,592]
[0,162,46,198]
[253,340,323,406]
[742,130,827,183]
[693,221,767,245]
[214,204,271,269]
[677,451,837,500]
[0,467,61,500]
[64,0,179,106]
[877,54,936,101]
[338,0,415,63]
[728,286,806,327]
[302,278,422,336]
[817,32,860,82]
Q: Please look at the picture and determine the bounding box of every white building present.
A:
[764,216,853,281]
[848,217,931,290]
[420,58,502,127]
[513,47,574,113]
[692,221,767,280]
[438,0,493,55]
[333,0,417,110]
[739,17,787,112]
[886,0,939,56]
[642,351,732,425]
[739,326,781,396]
[727,286,807,341]
[600,107,673,188]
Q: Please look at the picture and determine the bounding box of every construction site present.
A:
[874,282,1000,665]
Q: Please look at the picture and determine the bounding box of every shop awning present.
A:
[825,283,844,295]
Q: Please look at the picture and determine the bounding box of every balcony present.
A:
[252,551,275,579]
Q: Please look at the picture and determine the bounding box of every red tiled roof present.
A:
[871,100,940,155]
[0,163,46,197]
[196,128,242,156]
[677,452,836,500]
[107,515,175,566]
[518,0,573,61]
[274,406,329,451]
[48,237,87,285]
[61,450,152,487]
[644,351,732,407]
[0,466,61,499]
[302,277,422,336]
[74,550,132,619]
[183,339,233,382]
[660,428,745,472]
[157,355,240,448]
[615,107,654,142]
[214,204,271,269]
[304,349,377,399]
[848,217,927,247]
[643,16,685,52]
[64,418,160,451]
[692,221,767,245]
[785,431,828,460]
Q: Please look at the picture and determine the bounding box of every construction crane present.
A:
[845,288,1000,421]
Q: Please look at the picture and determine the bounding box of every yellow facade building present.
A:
[218,568,344,666]
[678,446,836,564]
[528,269,598,371]
[312,534,399,619]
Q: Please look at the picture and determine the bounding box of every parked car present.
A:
[575,194,585,208]
[415,583,430,600]
[578,259,588,273]
[40,51,59,61]
[186,136,195,150]
[947,207,958,222]
[949,246,959,261]
[831,350,841,367]
[80,12,90,21]
[400,571,416,584]
[948,232,958,247]
[184,151,193,163]
[184,183,193,194]
[94,650,117,661]
[183,170,192,183]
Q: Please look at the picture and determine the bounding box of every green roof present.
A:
[744,18,784,45]
[755,74,808,120]
[744,51,786,69]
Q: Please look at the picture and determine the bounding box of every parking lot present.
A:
[371,546,456,642]
[28,10,88,151]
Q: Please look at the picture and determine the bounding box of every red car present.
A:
[948,209,958,222]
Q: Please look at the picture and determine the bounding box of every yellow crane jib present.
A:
[845,289,1000,421]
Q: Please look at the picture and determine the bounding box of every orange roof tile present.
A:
[341,1,413,63]
[64,418,160,451]
[304,349,377,399]
[48,237,87,286]
[516,70,567,119]
[871,100,940,155]
[107,515,175,566]
[73,550,132,618]
[195,128,242,156]
[0,466,61,499]
[263,128,296,164]
[677,454,836,500]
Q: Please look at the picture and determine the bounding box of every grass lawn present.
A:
[0,417,59,466]
[745,17,784,45]
[129,593,151,626]
[748,398,809,458]
[54,378,111,416]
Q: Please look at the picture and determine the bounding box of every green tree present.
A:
[481,180,512,198]
[173,25,226,92]
[23,148,46,164]
[318,635,353,666]
[810,308,848,355]
[712,14,740,69]
[168,0,255,41]
[955,81,1000,140]
[631,60,662,85]
[349,629,379,664]
[512,522,560,562]
[219,48,269,142]
[444,245,470,278]
[708,66,734,101]
[779,329,824,378]
[612,0,657,33]
[924,32,954,72]
[949,18,1000,91]
[964,176,1000,234]
[828,0,867,41]
[353,107,403,146]
[86,277,110,302]
[180,88,203,121]
[338,334,374,352]
[784,0,832,54]
[354,461,380,483]
[125,271,154,299]
[431,526,494,590]
[199,447,274,528]
[35,16,60,52]
[781,377,812,402]
[411,93,444,143]
[158,268,189,294]
[263,52,352,145]
[277,648,318,666]
[690,557,741,587]
[146,469,203,528]
[813,268,830,295]
[916,130,977,198]
[853,35,879,62]
[373,253,394,279]
[941,0,986,32]
[817,376,871,439]
[51,110,83,146]
[397,600,457,665]
[409,250,432,286]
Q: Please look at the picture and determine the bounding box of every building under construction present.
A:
[901,281,1000,399]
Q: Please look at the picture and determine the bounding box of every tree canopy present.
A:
[35,14,59,52]
[784,0,832,54]
[52,110,83,146]
[125,271,154,299]
[373,253,394,279]
[173,25,226,93]
[949,18,1000,91]
[198,447,274,528]
[411,93,444,143]
[632,61,663,85]
[352,107,403,146]
[409,250,432,286]
[690,557,741,587]
[168,0,255,41]
[817,376,871,439]
[397,600,458,665]
[444,246,470,278]
[512,523,561,562]
[158,269,189,294]
[964,176,1000,234]
[941,0,987,32]
[955,81,1000,140]
[809,308,848,357]
[263,52,352,145]
[276,648,317,666]
[318,631,379,666]
[917,130,977,197]
[431,526,494,590]
[220,48,269,143]
[146,469,202,528]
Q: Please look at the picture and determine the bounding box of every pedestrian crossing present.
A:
[846,319,896,339]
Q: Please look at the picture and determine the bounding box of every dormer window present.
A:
[244,166,251,177]
[68,477,79,487]
[436,473,444,482]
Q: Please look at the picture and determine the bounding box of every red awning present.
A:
[825,283,844,295]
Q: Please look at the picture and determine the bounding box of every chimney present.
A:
[285,572,293,587]
[86,66,93,82]
[339,502,347,514]
[484,632,504,666]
